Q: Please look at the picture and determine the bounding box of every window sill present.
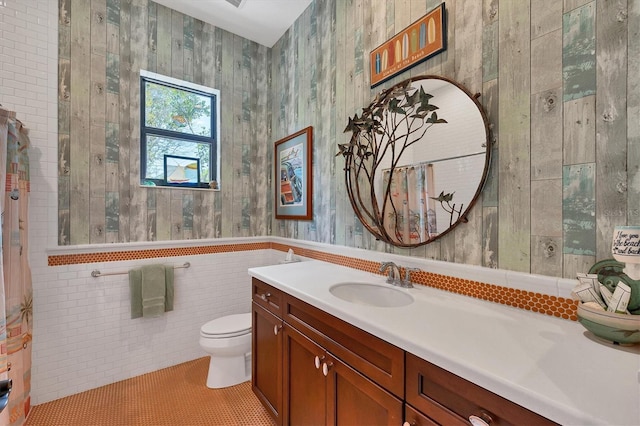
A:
[139,184,220,192]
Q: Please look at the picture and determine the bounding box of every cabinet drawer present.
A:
[252,278,283,317]
[406,353,557,426]
[284,293,404,398]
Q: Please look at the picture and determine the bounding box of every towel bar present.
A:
[91,262,191,278]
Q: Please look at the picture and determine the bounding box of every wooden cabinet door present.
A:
[325,354,403,426]
[252,302,283,425]
[283,324,327,426]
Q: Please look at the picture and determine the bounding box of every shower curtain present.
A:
[0,108,33,425]
[383,164,437,244]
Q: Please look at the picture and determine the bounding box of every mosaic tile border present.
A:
[47,242,271,266]
[48,242,578,321]
[271,243,579,321]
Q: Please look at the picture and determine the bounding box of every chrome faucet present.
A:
[380,262,420,288]
[379,261,401,285]
[402,267,420,288]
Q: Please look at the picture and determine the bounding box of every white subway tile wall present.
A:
[34,250,279,404]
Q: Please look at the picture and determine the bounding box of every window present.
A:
[140,70,220,189]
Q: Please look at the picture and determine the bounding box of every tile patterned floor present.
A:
[26,357,275,426]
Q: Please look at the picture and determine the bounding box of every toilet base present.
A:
[205,352,251,389]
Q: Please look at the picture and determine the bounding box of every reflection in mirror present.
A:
[338,75,491,247]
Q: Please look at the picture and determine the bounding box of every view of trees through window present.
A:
[140,71,219,188]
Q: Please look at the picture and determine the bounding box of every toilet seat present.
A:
[201,313,251,338]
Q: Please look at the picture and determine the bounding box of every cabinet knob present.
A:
[260,292,271,302]
[314,355,325,369]
[273,324,282,335]
[469,412,493,426]
[403,422,415,426]
[322,362,333,376]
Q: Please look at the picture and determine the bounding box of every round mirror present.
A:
[339,75,491,247]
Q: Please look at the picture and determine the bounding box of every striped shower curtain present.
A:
[382,164,438,245]
[0,108,33,425]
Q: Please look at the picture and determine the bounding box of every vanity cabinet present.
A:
[405,353,557,426]
[252,278,556,426]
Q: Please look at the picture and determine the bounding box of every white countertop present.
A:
[249,260,640,426]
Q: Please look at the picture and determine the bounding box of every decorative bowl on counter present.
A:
[577,302,640,345]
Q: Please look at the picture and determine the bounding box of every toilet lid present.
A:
[201,313,251,338]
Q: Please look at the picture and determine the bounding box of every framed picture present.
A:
[164,154,201,186]
[275,127,313,220]
[369,2,447,87]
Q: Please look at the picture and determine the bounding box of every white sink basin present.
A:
[329,282,414,307]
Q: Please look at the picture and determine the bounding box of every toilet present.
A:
[199,313,252,389]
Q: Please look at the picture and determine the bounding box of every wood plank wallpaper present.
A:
[59,0,638,279]
[58,0,272,245]
[269,0,637,279]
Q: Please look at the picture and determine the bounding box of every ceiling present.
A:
[153,0,313,47]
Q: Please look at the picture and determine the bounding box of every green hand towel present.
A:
[129,264,175,319]
[142,264,166,318]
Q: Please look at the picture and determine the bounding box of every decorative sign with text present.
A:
[369,3,447,88]
[612,227,640,257]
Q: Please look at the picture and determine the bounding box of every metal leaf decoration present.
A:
[338,76,449,246]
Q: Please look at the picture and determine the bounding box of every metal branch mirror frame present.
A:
[339,75,492,248]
